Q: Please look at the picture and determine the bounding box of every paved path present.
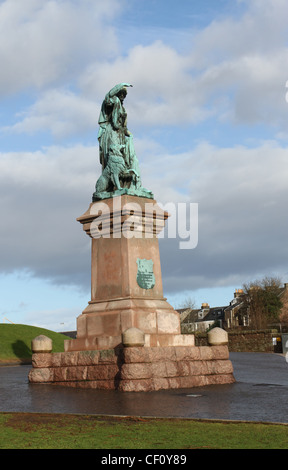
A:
[1,352,288,423]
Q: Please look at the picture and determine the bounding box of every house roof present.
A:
[201,306,228,322]
[224,298,244,312]
[178,306,228,323]
[177,283,288,325]
[180,309,200,323]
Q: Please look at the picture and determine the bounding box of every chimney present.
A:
[201,302,209,309]
[234,288,244,298]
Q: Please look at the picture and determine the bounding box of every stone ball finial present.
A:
[207,327,228,346]
[122,327,145,347]
[31,335,53,353]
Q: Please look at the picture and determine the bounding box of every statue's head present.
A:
[117,87,128,104]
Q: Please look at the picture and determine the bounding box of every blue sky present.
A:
[1,0,288,331]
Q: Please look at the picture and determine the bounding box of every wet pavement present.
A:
[1,352,288,423]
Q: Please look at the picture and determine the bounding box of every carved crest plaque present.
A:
[136,258,155,290]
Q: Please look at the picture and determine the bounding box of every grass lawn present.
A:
[0,324,70,363]
[0,413,288,449]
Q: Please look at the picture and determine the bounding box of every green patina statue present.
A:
[93,83,153,201]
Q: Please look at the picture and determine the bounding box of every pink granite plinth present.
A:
[29,195,235,392]
[64,196,195,353]
[64,297,192,352]
[28,345,235,391]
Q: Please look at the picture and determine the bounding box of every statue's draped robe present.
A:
[98,85,141,178]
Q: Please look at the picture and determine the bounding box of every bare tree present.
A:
[177,296,197,323]
[177,296,196,310]
[242,276,283,329]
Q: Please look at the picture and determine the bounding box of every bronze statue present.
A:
[93,83,153,201]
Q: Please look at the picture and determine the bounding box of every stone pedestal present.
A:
[29,345,234,391]
[29,194,235,391]
[64,195,194,352]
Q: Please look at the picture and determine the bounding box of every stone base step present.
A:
[28,344,235,392]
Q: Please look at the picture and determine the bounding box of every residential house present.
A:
[179,303,227,333]
[278,283,288,326]
[224,289,247,328]
[178,283,288,332]
[224,283,288,329]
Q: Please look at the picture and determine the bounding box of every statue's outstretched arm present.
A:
[107,83,133,98]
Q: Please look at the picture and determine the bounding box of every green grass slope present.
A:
[0,324,71,363]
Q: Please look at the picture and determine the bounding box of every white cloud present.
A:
[139,139,288,290]
[3,89,100,138]
[0,143,98,190]
[188,0,288,126]
[4,0,288,139]
[79,40,213,126]
[0,0,120,93]
[0,144,98,285]
[192,0,288,63]
[75,1,288,131]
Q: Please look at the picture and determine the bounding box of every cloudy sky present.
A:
[1,0,288,331]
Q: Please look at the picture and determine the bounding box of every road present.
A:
[1,352,288,423]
